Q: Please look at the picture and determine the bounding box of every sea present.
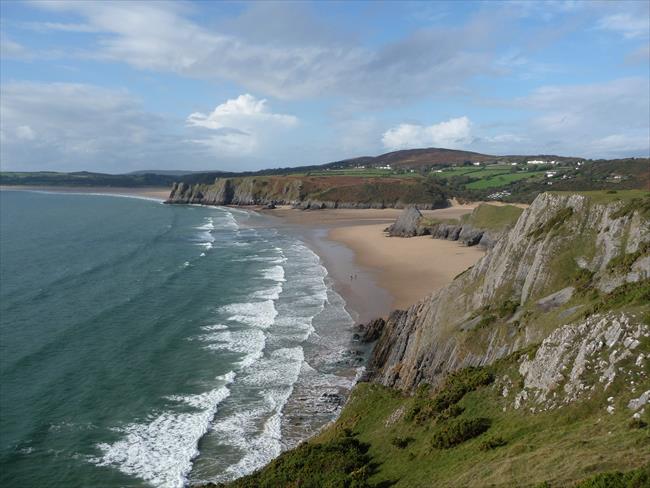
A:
[0,190,361,487]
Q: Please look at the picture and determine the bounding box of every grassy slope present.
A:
[218,195,650,488]
[419,203,523,231]
[223,329,649,488]
[460,204,524,231]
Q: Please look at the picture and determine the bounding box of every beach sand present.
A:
[0,185,171,200]
[265,205,486,322]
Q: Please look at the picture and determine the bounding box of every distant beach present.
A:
[0,185,171,201]
[264,204,486,318]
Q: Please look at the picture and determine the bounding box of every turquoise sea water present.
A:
[0,191,357,487]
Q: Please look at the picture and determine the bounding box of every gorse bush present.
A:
[479,436,507,451]
[405,367,494,424]
[431,417,491,449]
[573,466,650,488]
[225,432,374,488]
[430,367,494,413]
[390,436,414,449]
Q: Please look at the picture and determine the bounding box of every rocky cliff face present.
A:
[166,177,448,210]
[367,193,650,392]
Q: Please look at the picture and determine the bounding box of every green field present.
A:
[465,171,544,189]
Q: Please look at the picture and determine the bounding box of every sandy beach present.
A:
[265,205,486,321]
[0,185,171,200]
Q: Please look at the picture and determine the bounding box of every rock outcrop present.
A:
[367,193,650,392]
[166,177,449,210]
[355,318,386,343]
[386,207,423,237]
[385,204,519,248]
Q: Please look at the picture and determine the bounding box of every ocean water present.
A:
[0,191,359,487]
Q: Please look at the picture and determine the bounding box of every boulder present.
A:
[387,207,423,237]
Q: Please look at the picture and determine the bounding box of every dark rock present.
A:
[386,207,423,237]
[356,317,386,342]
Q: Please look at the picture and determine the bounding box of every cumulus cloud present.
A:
[382,117,472,151]
[186,94,298,155]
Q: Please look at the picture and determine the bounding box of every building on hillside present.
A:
[527,160,558,165]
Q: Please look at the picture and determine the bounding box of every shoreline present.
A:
[2,186,486,322]
[0,185,171,200]
[262,205,486,320]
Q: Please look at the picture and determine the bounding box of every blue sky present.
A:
[1,0,649,173]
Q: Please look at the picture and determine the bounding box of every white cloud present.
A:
[187,94,297,130]
[0,82,203,172]
[597,13,650,39]
[0,36,32,60]
[382,117,472,150]
[28,1,499,102]
[15,125,36,140]
[186,94,298,155]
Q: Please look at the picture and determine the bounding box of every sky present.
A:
[1,0,649,173]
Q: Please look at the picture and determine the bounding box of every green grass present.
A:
[465,171,543,189]
[461,203,524,231]
[528,207,574,239]
[221,334,650,488]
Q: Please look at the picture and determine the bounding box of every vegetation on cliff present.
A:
[211,191,650,488]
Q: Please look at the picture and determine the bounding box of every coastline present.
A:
[0,185,171,200]
[1,185,485,320]
[263,205,486,319]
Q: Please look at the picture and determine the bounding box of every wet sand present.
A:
[265,205,486,320]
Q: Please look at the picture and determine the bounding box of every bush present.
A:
[574,466,650,488]
[438,404,465,421]
[390,436,414,449]
[479,436,507,451]
[496,300,519,318]
[405,367,494,424]
[431,417,491,449]
[430,367,494,413]
[227,432,373,488]
[629,418,647,429]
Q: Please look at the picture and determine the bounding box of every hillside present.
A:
[166,175,449,210]
[211,191,650,487]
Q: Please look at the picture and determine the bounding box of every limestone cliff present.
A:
[367,193,650,391]
[166,176,450,209]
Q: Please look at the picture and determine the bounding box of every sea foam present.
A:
[92,372,235,488]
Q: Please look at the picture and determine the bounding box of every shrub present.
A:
[479,436,507,451]
[406,367,493,424]
[496,300,519,318]
[438,404,465,421]
[227,432,373,488]
[477,314,497,329]
[573,466,650,488]
[629,418,647,429]
[390,436,414,449]
[431,417,491,449]
[528,207,574,239]
[430,367,495,413]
